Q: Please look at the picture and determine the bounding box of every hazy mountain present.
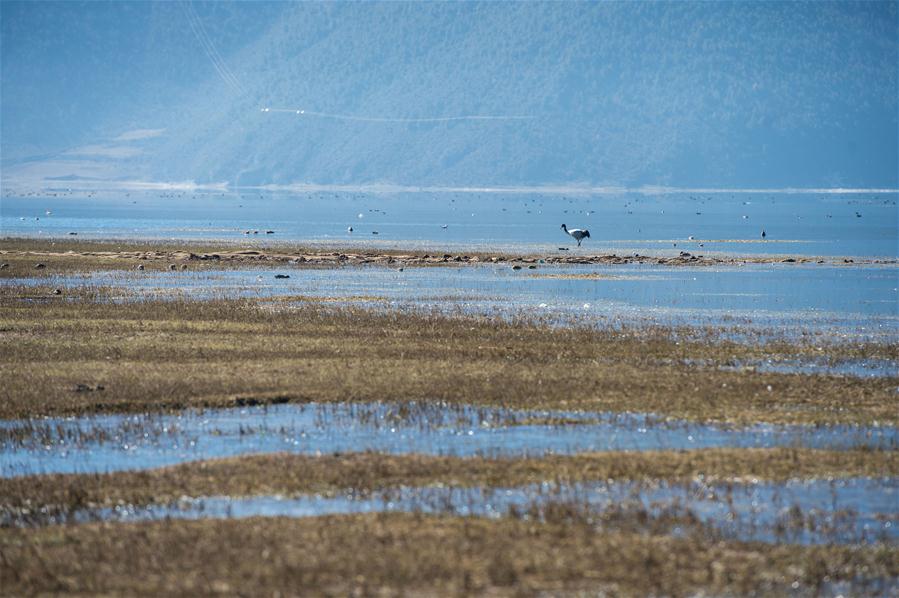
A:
[2,1,896,189]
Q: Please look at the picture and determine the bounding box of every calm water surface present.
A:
[3,190,896,257]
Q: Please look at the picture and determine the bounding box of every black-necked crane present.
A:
[561,223,590,246]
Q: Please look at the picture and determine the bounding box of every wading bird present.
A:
[561,223,590,246]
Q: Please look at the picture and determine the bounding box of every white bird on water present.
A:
[561,223,590,246]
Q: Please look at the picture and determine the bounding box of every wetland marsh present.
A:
[1,234,897,595]
[3,0,898,590]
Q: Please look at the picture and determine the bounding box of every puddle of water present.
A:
[680,357,899,379]
[10,478,896,546]
[14,262,899,345]
[734,358,898,378]
[2,402,896,477]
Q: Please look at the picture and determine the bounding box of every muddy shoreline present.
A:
[2,237,895,270]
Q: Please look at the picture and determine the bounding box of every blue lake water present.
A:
[2,190,897,258]
[2,402,896,477]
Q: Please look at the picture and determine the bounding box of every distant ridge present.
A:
[3,2,896,189]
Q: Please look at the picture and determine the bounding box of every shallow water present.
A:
[12,478,897,546]
[2,402,896,477]
[3,190,897,258]
[734,357,898,378]
[18,261,899,347]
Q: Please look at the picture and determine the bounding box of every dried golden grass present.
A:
[1,283,896,423]
[2,513,896,596]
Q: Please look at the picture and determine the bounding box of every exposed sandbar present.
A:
[2,237,893,275]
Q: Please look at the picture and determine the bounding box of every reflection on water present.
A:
[8,478,897,546]
[2,190,897,257]
[2,402,896,477]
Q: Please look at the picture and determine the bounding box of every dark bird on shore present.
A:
[561,224,590,246]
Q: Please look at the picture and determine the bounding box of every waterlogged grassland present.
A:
[0,284,896,424]
[2,240,897,596]
[2,514,897,596]
[2,449,896,515]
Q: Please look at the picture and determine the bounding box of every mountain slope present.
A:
[4,2,897,188]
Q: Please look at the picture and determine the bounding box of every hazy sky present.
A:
[2,1,896,189]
